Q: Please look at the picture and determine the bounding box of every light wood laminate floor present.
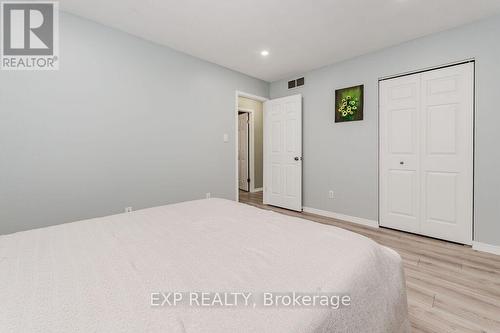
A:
[239,190,500,333]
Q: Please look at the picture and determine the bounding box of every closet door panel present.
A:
[419,63,474,245]
[379,74,421,233]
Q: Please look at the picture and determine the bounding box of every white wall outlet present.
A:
[125,207,133,213]
[328,190,334,199]
[206,193,211,199]
[223,134,229,143]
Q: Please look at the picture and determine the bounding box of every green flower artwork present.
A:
[335,85,364,122]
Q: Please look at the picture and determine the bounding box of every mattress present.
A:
[0,198,410,332]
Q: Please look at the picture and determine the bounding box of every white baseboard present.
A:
[251,187,263,193]
[472,241,500,255]
[303,207,379,229]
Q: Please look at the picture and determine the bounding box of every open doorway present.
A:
[235,91,303,211]
[235,92,267,206]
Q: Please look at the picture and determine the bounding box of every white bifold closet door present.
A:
[379,63,474,245]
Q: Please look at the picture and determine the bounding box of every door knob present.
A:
[294,157,302,161]
[400,161,404,165]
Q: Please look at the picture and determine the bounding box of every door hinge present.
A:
[247,178,250,183]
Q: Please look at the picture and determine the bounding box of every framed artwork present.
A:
[335,85,364,123]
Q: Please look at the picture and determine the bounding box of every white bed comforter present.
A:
[0,198,410,333]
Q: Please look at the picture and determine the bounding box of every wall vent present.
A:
[288,77,305,89]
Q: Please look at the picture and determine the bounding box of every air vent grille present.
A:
[288,77,305,89]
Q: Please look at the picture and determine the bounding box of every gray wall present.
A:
[270,15,500,247]
[0,12,268,234]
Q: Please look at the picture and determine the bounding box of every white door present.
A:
[379,74,421,234]
[238,113,249,191]
[419,64,474,244]
[263,94,302,211]
[380,63,474,245]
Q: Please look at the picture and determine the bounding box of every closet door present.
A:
[379,63,474,245]
[419,63,474,244]
[379,74,421,234]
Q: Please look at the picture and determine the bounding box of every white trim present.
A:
[235,91,268,202]
[378,58,475,81]
[252,187,263,193]
[472,242,500,256]
[237,91,268,102]
[303,207,379,229]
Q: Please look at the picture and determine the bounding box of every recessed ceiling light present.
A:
[260,50,269,57]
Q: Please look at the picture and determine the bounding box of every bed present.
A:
[0,198,409,332]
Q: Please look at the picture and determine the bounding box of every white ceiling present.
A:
[61,0,500,82]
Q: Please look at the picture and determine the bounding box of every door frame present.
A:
[235,91,268,202]
[377,59,476,243]
[238,108,254,192]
